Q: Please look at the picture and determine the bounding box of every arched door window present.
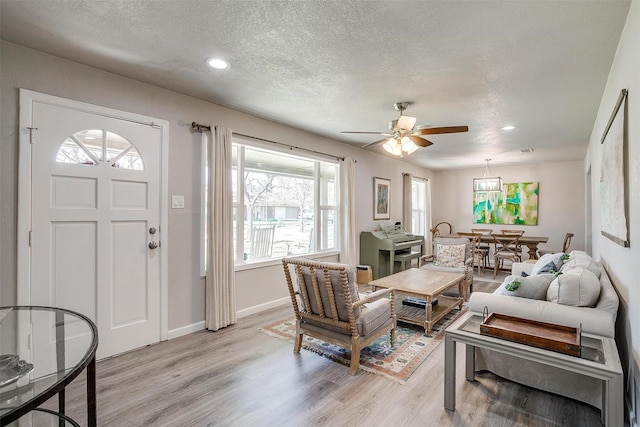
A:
[56,129,144,170]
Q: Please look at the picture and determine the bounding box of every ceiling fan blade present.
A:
[410,135,433,147]
[341,131,393,135]
[396,115,417,131]
[417,126,469,135]
[363,137,390,148]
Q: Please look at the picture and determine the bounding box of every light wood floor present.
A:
[53,274,609,426]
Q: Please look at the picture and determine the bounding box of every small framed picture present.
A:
[373,177,391,220]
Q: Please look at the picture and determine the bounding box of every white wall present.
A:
[587,1,639,423]
[432,161,586,256]
[0,42,432,331]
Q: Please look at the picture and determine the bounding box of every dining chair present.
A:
[471,228,492,267]
[500,229,525,259]
[491,233,522,278]
[457,232,487,274]
[537,232,574,257]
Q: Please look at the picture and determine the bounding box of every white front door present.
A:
[18,90,168,359]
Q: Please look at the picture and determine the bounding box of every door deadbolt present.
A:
[149,227,157,235]
[148,241,159,249]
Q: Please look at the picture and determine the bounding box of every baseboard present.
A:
[168,321,205,340]
[237,297,290,318]
[167,298,289,339]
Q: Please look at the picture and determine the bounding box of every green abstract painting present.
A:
[473,182,539,225]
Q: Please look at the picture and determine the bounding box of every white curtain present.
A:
[339,157,357,266]
[205,126,237,331]
[425,178,433,255]
[402,173,413,233]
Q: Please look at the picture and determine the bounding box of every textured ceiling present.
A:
[0,0,631,169]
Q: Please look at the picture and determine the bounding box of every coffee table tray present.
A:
[480,313,581,357]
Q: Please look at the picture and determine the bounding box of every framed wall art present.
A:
[600,88,630,247]
[373,177,391,220]
[473,182,539,225]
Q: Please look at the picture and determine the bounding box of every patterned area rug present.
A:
[262,307,467,384]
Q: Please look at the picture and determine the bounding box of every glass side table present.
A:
[0,307,98,427]
[444,312,623,427]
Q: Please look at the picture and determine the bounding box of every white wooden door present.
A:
[18,90,168,359]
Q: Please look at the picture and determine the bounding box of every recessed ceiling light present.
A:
[502,125,517,131]
[206,57,230,70]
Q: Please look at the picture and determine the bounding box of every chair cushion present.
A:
[299,264,360,321]
[434,243,466,268]
[494,274,555,300]
[357,298,392,336]
[547,267,601,307]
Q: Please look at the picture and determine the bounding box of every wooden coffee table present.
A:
[369,268,466,336]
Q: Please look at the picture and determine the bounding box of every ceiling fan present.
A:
[341,102,468,156]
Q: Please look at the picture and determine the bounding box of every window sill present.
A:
[234,250,341,272]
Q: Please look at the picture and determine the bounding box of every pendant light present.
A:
[473,158,502,192]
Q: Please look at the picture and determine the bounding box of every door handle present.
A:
[149,241,159,249]
[149,227,157,235]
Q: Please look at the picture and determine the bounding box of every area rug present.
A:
[262,307,467,384]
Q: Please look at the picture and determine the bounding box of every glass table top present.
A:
[0,306,98,421]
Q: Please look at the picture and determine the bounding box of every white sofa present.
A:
[468,250,619,409]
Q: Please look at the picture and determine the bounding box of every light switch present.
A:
[171,195,184,209]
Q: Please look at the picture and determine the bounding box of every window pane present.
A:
[411,180,426,236]
[56,129,143,170]
[229,144,339,263]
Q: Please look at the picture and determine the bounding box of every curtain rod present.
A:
[191,121,345,161]
[403,172,428,181]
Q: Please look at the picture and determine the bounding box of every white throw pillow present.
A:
[560,251,600,277]
[494,274,555,300]
[546,267,601,307]
[531,252,565,275]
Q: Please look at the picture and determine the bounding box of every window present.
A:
[201,138,339,270]
[57,129,143,170]
[411,178,427,236]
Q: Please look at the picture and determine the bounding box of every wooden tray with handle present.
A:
[480,312,581,357]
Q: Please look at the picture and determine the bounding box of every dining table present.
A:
[446,232,549,260]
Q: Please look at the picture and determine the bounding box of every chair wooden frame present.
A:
[457,232,487,274]
[491,233,522,278]
[537,232,574,257]
[471,228,492,268]
[282,257,396,375]
[430,221,452,238]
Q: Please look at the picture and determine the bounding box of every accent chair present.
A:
[281,257,396,375]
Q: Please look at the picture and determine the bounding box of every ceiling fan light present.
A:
[401,136,419,154]
[383,138,402,156]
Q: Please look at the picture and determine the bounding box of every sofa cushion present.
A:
[531,252,565,275]
[494,274,555,300]
[434,243,466,268]
[547,267,601,307]
[561,251,600,278]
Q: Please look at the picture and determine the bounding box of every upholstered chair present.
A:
[281,257,396,375]
[418,237,473,298]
